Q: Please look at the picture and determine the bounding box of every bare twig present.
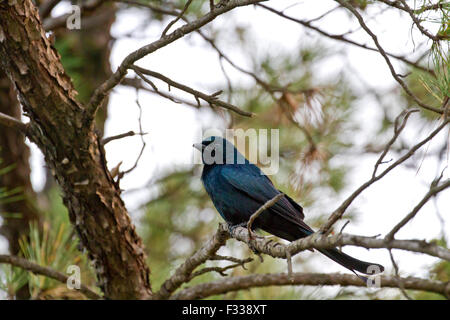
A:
[130,65,253,117]
[227,224,450,261]
[153,225,230,299]
[247,193,284,238]
[386,178,450,240]
[413,2,450,14]
[0,111,29,135]
[0,255,101,300]
[377,0,446,40]
[320,116,449,234]
[86,0,266,121]
[257,3,435,76]
[119,98,146,177]
[372,109,419,178]
[210,254,253,266]
[113,0,179,16]
[189,257,253,280]
[121,77,207,108]
[397,0,441,41]
[161,0,193,37]
[389,249,413,300]
[102,130,148,145]
[335,0,443,115]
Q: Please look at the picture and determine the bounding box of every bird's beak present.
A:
[193,143,204,151]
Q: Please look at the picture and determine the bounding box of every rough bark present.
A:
[0,0,151,299]
[41,1,115,191]
[172,272,450,300]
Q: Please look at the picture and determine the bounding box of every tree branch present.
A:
[102,130,147,145]
[257,3,435,76]
[86,0,266,122]
[247,193,284,237]
[0,254,101,300]
[172,272,450,299]
[161,0,193,37]
[335,0,443,115]
[130,65,252,117]
[227,225,450,261]
[0,111,28,135]
[372,109,419,178]
[386,178,450,240]
[153,225,230,299]
[377,0,447,40]
[320,115,449,234]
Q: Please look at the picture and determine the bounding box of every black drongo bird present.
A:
[193,136,384,278]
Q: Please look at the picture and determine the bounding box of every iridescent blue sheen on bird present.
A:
[194,136,384,277]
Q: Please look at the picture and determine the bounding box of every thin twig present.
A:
[257,3,435,76]
[320,116,449,234]
[119,98,147,177]
[130,65,253,117]
[86,0,265,121]
[210,254,253,267]
[246,193,284,238]
[102,131,148,145]
[161,0,193,37]
[386,179,450,240]
[121,77,205,108]
[372,109,419,178]
[389,249,413,300]
[189,257,253,280]
[0,111,29,135]
[335,0,443,115]
[397,0,441,41]
[153,225,230,299]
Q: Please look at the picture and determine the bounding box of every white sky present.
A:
[1,0,448,298]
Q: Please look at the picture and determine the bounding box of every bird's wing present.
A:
[221,165,312,233]
[282,193,305,219]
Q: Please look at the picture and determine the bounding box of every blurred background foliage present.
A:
[0,0,448,299]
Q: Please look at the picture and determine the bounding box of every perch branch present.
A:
[172,272,450,299]
[0,255,101,300]
[86,0,265,121]
[130,65,253,117]
[0,111,28,135]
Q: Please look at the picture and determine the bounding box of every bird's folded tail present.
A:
[318,248,384,282]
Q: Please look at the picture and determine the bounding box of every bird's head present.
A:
[193,136,247,166]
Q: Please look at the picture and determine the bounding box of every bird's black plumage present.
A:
[194,136,384,276]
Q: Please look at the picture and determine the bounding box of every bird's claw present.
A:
[227,222,248,235]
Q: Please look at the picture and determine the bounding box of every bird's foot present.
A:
[227,222,248,235]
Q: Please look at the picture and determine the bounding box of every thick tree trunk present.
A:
[0,0,151,299]
[41,2,115,191]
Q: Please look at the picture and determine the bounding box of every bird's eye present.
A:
[211,149,215,157]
